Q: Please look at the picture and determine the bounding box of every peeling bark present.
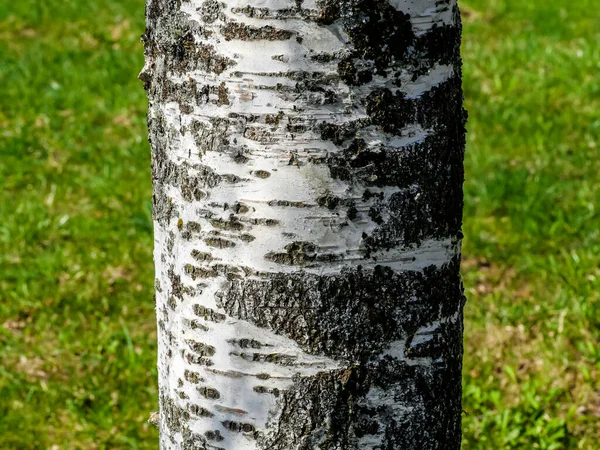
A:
[142,0,467,448]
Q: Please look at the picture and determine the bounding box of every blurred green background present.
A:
[1,1,598,448]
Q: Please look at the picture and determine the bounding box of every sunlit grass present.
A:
[0,1,156,448]
[461,1,600,448]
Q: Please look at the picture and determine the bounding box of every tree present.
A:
[141,0,467,448]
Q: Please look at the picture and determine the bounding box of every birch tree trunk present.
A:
[141,0,467,448]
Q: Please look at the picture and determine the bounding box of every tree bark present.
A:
[141,0,467,448]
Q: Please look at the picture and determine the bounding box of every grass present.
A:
[0,0,598,448]
[460,1,600,448]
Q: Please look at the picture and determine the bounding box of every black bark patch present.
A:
[417,24,462,67]
[168,266,184,300]
[220,259,462,361]
[252,170,272,179]
[200,0,224,23]
[316,192,340,210]
[337,56,373,86]
[216,82,230,106]
[310,52,338,63]
[264,241,317,266]
[186,221,202,233]
[318,119,367,146]
[222,420,256,434]
[315,0,414,84]
[205,429,225,441]
[191,250,213,262]
[405,6,463,80]
[185,264,218,279]
[323,78,466,248]
[244,126,273,143]
[184,370,204,384]
[187,402,215,418]
[221,22,294,41]
[258,341,463,450]
[193,304,226,322]
[227,338,267,349]
[267,200,311,208]
[364,88,412,133]
[210,217,244,231]
[198,386,221,399]
[204,237,236,248]
[186,340,216,357]
[315,0,340,25]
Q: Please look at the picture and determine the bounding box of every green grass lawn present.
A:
[0,1,598,448]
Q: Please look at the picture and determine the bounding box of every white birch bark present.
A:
[141,0,467,448]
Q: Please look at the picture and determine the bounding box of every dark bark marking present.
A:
[264,241,317,266]
[197,386,221,399]
[210,217,244,231]
[184,370,205,384]
[222,420,256,434]
[221,22,294,41]
[205,429,225,442]
[316,0,414,81]
[193,304,226,322]
[259,343,463,449]
[204,237,236,249]
[227,338,269,349]
[186,340,217,357]
[191,250,214,262]
[220,259,463,361]
[185,264,218,279]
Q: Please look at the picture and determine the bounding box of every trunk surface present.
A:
[142,0,467,448]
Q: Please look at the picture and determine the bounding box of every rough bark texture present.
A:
[141,0,467,448]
